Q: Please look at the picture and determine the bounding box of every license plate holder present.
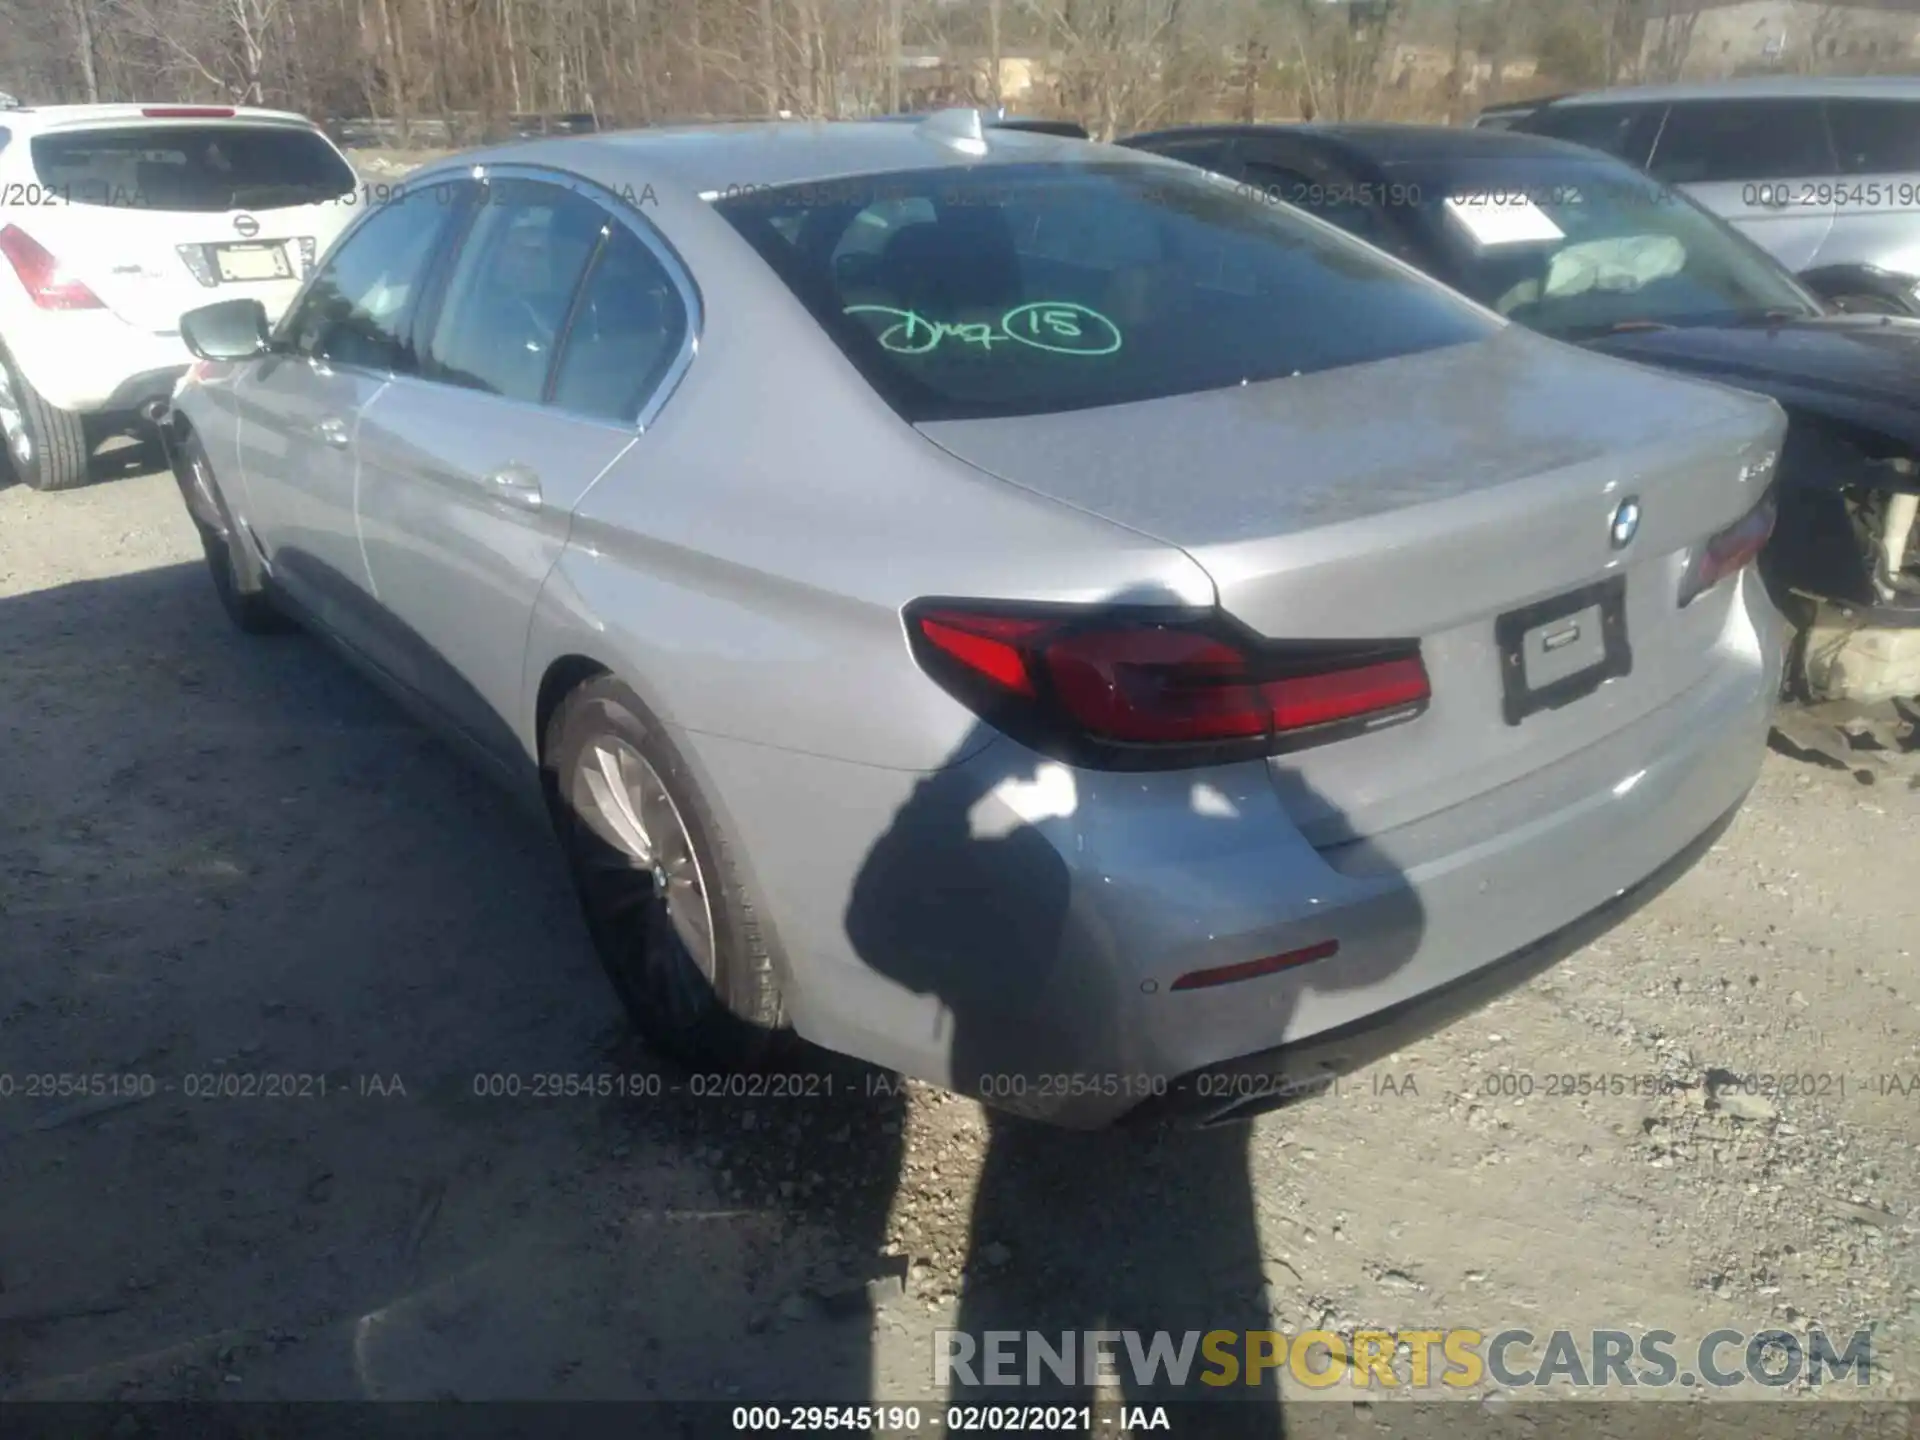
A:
[213,242,292,282]
[1495,575,1632,726]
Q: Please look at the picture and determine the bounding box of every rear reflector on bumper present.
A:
[1170,938,1340,991]
[1680,492,1777,608]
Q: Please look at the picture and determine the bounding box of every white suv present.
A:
[0,103,359,490]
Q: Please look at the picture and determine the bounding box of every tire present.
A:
[544,676,789,1069]
[176,431,293,635]
[0,343,89,492]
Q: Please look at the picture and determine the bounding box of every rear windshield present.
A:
[715,162,1496,422]
[31,125,356,212]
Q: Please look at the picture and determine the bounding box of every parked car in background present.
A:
[165,111,1783,1126]
[1489,77,1920,319]
[1120,121,1920,703]
[1473,96,1565,131]
[871,110,1090,138]
[0,103,358,490]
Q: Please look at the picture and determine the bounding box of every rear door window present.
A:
[1520,103,1666,168]
[716,162,1495,423]
[421,178,606,405]
[548,222,691,423]
[1648,100,1835,184]
[30,124,356,211]
[1826,99,1920,176]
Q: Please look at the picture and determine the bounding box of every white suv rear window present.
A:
[30,125,355,212]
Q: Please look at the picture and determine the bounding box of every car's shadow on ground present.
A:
[0,558,1417,1435]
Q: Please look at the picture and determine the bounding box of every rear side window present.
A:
[1827,99,1920,176]
[715,162,1493,423]
[549,223,690,422]
[1520,104,1664,167]
[283,184,465,371]
[1648,100,1834,184]
[30,124,355,211]
[423,178,606,405]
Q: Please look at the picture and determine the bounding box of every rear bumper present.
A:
[1125,792,1746,1128]
[688,571,1782,1130]
[105,366,192,414]
[3,307,192,414]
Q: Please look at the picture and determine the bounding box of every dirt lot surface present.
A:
[2,456,1918,1427]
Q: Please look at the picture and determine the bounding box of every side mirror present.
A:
[180,298,271,361]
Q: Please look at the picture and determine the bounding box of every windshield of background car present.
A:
[714,162,1497,422]
[1390,156,1820,339]
[30,125,356,211]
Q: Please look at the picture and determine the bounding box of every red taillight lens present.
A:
[1680,493,1777,607]
[0,225,104,310]
[907,602,1430,769]
[1046,626,1268,742]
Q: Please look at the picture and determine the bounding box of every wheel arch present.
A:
[530,650,810,1025]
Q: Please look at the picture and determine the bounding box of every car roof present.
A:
[1126,122,1607,168]
[0,103,322,133]
[1544,74,1920,107]
[436,116,1138,193]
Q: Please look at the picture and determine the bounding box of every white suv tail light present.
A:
[0,225,105,310]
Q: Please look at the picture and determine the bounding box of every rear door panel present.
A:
[353,173,690,765]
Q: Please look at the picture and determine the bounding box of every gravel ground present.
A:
[1,457,1918,1423]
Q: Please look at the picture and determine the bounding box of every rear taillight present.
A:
[176,244,218,288]
[907,601,1430,769]
[1679,493,1776,607]
[0,225,104,310]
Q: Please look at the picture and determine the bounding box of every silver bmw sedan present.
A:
[165,112,1786,1127]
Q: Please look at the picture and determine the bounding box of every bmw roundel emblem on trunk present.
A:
[233,213,260,238]
[1610,497,1641,550]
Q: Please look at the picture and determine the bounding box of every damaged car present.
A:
[1121,123,1920,706]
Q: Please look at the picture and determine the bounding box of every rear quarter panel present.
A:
[518,184,1215,776]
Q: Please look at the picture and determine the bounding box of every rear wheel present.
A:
[545,677,789,1069]
[0,344,88,492]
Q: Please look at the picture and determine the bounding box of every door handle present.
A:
[313,416,351,448]
[482,462,543,508]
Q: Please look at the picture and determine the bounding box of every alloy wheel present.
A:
[0,359,32,468]
[568,735,718,1023]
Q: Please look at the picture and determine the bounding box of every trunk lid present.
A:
[918,326,1785,842]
